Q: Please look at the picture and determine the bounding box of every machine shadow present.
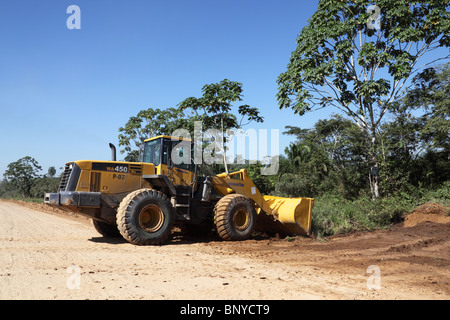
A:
[87,227,274,246]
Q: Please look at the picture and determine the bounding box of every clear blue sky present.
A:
[0,0,324,176]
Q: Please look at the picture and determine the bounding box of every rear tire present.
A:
[116,188,174,245]
[213,194,256,241]
[92,219,121,238]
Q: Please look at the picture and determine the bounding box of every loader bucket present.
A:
[262,196,314,236]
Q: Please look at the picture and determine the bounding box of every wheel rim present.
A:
[232,207,250,231]
[139,204,164,233]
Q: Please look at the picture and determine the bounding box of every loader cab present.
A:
[139,135,196,187]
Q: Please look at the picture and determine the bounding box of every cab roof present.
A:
[144,135,192,142]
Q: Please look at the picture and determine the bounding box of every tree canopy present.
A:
[277,0,449,198]
[118,79,263,165]
[3,156,42,198]
[118,107,189,161]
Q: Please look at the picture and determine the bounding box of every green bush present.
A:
[311,193,417,237]
[420,181,450,207]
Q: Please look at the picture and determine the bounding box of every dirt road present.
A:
[0,200,448,300]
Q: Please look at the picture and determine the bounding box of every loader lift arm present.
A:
[212,169,314,235]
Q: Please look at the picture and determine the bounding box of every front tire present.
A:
[116,188,174,245]
[213,194,256,241]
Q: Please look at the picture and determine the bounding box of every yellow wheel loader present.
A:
[45,135,314,245]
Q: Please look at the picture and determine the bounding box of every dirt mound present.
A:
[404,203,450,228]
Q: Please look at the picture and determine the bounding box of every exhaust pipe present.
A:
[109,143,116,161]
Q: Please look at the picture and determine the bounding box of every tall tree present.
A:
[178,79,263,174]
[118,107,189,161]
[3,156,42,198]
[118,79,263,169]
[47,166,56,178]
[277,0,449,198]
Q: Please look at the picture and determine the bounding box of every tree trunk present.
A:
[221,117,229,176]
[369,163,380,200]
[368,127,380,200]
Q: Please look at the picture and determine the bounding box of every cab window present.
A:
[162,140,171,166]
[161,138,192,171]
[142,140,161,166]
[172,140,192,171]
